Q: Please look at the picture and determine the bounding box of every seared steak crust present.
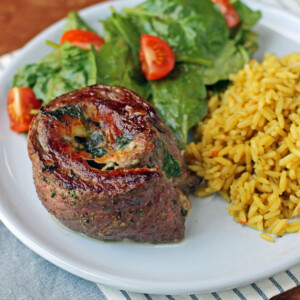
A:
[28,84,196,243]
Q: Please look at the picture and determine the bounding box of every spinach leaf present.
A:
[203,41,249,85]
[151,64,207,147]
[123,0,228,65]
[232,0,262,56]
[13,50,70,103]
[63,11,97,33]
[100,10,150,98]
[97,38,150,99]
[13,50,61,89]
[60,42,98,89]
[102,9,140,58]
[34,73,73,104]
[162,142,181,179]
[14,42,99,104]
[236,30,259,57]
[13,64,38,88]
[233,0,262,29]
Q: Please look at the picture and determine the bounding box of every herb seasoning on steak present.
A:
[28,84,198,243]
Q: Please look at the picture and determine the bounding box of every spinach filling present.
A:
[75,132,107,158]
[162,142,181,179]
[48,104,83,121]
[117,136,132,150]
[48,104,107,158]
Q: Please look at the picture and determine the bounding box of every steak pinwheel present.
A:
[28,84,198,243]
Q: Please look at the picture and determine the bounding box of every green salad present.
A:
[13,0,261,146]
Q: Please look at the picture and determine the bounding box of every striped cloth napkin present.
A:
[97,266,300,299]
[1,0,300,299]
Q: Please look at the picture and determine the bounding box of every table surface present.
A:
[1,0,300,299]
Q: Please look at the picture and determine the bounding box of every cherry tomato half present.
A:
[211,0,240,28]
[60,29,105,51]
[139,34,175,81]
[7,87,41,133]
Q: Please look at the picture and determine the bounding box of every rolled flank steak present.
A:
[27,84,198,243]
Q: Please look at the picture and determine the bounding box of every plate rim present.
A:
[0,0,300,295]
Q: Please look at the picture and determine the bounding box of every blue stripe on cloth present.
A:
[269,277,284,293]
[144,294,152,300]
[121,290,132,300]
[190,295,198,300]
[166,296,175,300]
[286,270,300,285]
[212,292,222,300]
[251,283,268,300]
[233,288,246,300]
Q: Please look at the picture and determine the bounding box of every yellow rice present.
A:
[185,53,300,241]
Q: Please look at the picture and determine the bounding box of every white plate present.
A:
[0,0,300,295]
